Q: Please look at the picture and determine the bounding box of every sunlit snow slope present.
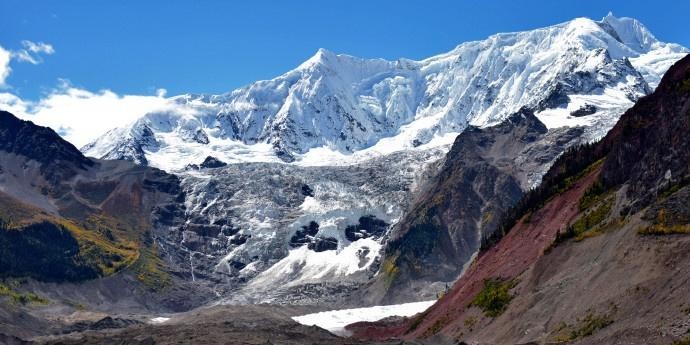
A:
[83,13,686,169]
[292,300,436,335]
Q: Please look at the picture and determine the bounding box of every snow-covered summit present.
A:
[601,12,657,53]
[82,15,687,170]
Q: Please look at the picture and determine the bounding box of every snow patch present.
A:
[249,238,381,289]
[292,300,436,336]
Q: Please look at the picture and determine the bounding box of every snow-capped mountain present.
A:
[83,13,686,169]
[81,14,686,305]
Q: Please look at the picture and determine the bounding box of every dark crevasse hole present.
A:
[230,234,250,246]
[345,215,389,242]
[289,221,319,247]
[289,221,339,251]
[308,237,338,252]
[570,104,597,117]
[221,225,240,237]
[200,156,227,169]
[229,260,246,270]
[301,184,315,197]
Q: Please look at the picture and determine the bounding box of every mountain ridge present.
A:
[82,14,686,170]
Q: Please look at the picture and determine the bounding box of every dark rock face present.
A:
[0,221,99,282]
[142,169,183,195]
[570,104,597,117]
[273,142,296,163]
[0,112,92,169]
[229,260,246,270]
[289,221,320,248]
[63,317,143,334]
[300,184,315,197]
[643,186,690,225]
[200,156,227,169]
[192,129,210,144]
[601,54,690,211]
[0,111,93,186]
[230,234,250,246]
[308,237,338,252]
[288,221,338,251]
[371,108,589,303]
[538,83,571,110]
[0,333,31,345]
[345,215,389,242]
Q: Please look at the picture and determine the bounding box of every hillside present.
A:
[350,54,690,344]
[0,111,214,338]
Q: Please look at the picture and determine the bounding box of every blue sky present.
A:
[1,0,689,100]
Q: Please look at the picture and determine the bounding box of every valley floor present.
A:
[17,304,424,345]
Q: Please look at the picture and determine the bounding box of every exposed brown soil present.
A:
[353,188,690,345]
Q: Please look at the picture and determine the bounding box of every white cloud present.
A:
[0,45,11,87]
[0,40,55,86]
[13,40,55,65]
[0,40,174,150]
[0,92,29,115]
[13,50,39,64]
[0,83,172,147]
[21,40,55,55]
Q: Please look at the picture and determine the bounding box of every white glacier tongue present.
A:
[170,148,447,305]
[82,15,687,168]
[292,300,436,336]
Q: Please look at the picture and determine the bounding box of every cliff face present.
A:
[365,109,588,303]
[351,54,690,344]
[600,56,690,209]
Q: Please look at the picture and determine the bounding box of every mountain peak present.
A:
[599,12,658,52]
[298,48,339,69]
[0,111,92,169]
[315,47,334,57]
[312,47,335,60]
[82,16,686,170]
